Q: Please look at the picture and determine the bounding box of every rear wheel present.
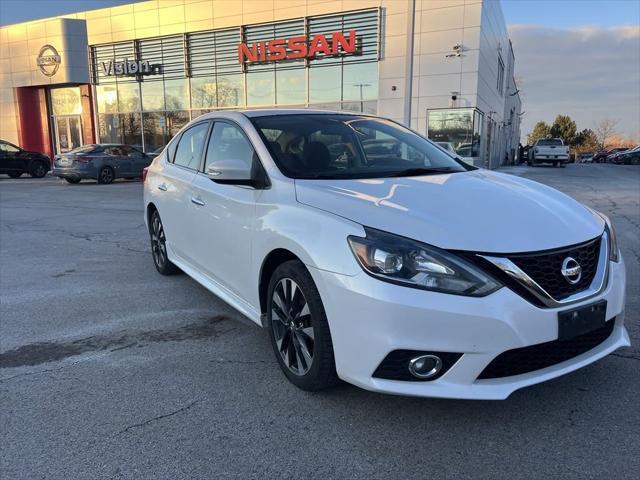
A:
[267,260,339,391]
[65,177,81,184]
[8,172,22,178]
[97,166,115,184]
[149,210,180,275]
[29,161,47,178]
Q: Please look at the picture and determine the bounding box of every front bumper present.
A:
[309,256,628,400]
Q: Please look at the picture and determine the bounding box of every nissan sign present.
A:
[238,30,358,64]
[37,44,62,77]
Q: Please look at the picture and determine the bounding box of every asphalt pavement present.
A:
[1,164,639,479]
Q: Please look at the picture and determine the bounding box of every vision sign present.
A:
[100,59,161,77]
[238,30,358,64]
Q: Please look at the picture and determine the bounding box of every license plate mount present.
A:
[558,300,607,340]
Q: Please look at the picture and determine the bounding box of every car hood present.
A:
[294,170,604,253]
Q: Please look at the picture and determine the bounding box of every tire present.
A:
[266,260,339,391]
[553,161,559,167]
[526,160,532,166]
[149,210,180,275]
[29,161,48,178]
[8,172,22,178]
[65,177,81,184]
[97,166,115,184]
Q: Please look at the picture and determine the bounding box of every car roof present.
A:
[195,108,373,121]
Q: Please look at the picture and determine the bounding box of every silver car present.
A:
[52,144,152,184]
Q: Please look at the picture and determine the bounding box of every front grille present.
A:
[509,236,601,300]
[477,319,615,379]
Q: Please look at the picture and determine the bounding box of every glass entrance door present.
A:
[55,116,83,154]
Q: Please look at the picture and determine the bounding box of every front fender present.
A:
[250,181,364,307]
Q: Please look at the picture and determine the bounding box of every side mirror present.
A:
[205,159,269,189]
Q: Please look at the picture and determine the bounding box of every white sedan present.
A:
[143,109,628,399]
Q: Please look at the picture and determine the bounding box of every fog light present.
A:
[408,354,442,379]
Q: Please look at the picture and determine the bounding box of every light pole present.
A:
[353,83,371,112]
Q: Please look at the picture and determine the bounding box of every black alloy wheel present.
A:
[97,166,115,184]
[149,211,179,275]
[271,277,315,376]
[30,161,47,178]
[267,260,339,391]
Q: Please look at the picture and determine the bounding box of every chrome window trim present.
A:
[480,231,609,309]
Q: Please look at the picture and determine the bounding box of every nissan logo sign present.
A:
[561,257,582,285]
[37,44,61,77]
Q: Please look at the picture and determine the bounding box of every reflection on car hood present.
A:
[294,170,604,253]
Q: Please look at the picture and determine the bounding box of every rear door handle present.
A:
[190,196,205,206]
[157,183,167,191]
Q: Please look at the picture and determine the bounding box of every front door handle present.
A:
[157,183,167,191]
[190,196,205,206]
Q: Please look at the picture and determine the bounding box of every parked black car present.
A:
[52,144,153,184]
[592,147,627,163]
[610,146,640,165]
[0,140,51,178]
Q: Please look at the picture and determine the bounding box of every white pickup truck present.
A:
[528,138,569,167]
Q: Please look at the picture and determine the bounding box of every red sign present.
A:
[238,30,357,64]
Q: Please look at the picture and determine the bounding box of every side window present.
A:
[205,122,255,171]
[0,143,20,153]
[128,147,144,158]
[174,122,209,170]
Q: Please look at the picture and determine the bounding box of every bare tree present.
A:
[593,119,618,150]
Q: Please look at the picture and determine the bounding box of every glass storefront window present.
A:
[427,108,481,157]
[276,68,306,105]
[165,78,189,110]
[217,75,244,108]
[343,63,377,103]
[96,85,118,114]
[141,80,165,111]
[117,82,140,112]
[247,71,275,106]
[191,77,217,109]
[121,113,142,150]
[309,65,341,103]
[142,112,167,152]
[98,113,121,144]
[51,87,82,115]
[166,110,190,139]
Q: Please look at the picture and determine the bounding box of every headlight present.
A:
[591,210,620,262]
[347,228,502,296]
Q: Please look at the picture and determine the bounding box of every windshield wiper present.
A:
[387,167,459,177]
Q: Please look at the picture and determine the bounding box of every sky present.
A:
[1,0,639,139]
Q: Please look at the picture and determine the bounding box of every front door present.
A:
[188,120,258,303]
[55,116,83,154]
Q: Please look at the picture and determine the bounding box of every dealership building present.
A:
[0,0,521,168]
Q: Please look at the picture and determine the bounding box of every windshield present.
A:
[537,139,563,146]
[251,114,471,179]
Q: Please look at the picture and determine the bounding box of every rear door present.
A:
[153,121,211,265]
[128,147,151,175]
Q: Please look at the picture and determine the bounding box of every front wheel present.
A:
[267,260,339,391]
[149,210,180,275]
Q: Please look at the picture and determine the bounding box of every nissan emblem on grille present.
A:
[561,257,582,284]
